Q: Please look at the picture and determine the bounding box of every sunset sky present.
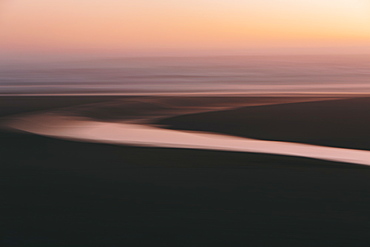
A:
[1,0,370,57]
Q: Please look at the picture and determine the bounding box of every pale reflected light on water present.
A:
[7,113,370,166]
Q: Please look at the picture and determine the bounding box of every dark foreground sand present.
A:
[3,131,370,247]
[2,95,370,247]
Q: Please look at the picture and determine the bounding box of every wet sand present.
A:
[2,95,370,246]
[0,95,128,118]
[158,97,370,150]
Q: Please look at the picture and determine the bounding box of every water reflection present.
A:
[7,112,370,166]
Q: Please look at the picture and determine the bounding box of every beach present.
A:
[2,95,370,246]
[3,0,370,245]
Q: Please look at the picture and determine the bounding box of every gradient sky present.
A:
[1,0,370,56]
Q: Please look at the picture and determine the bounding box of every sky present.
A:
[1,0,370,57]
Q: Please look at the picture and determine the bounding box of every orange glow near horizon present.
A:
[1,0,370,55]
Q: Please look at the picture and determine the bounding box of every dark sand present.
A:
[24,95,342,123]
[2,95,370,247]
[158,97,370,150]
[3,131,370,247]
[0,96,125,118]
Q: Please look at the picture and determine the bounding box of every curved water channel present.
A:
[5,112,370,166]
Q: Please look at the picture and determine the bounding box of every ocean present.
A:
[1,54,369,95]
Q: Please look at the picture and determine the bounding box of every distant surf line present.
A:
[0,92,368,97]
